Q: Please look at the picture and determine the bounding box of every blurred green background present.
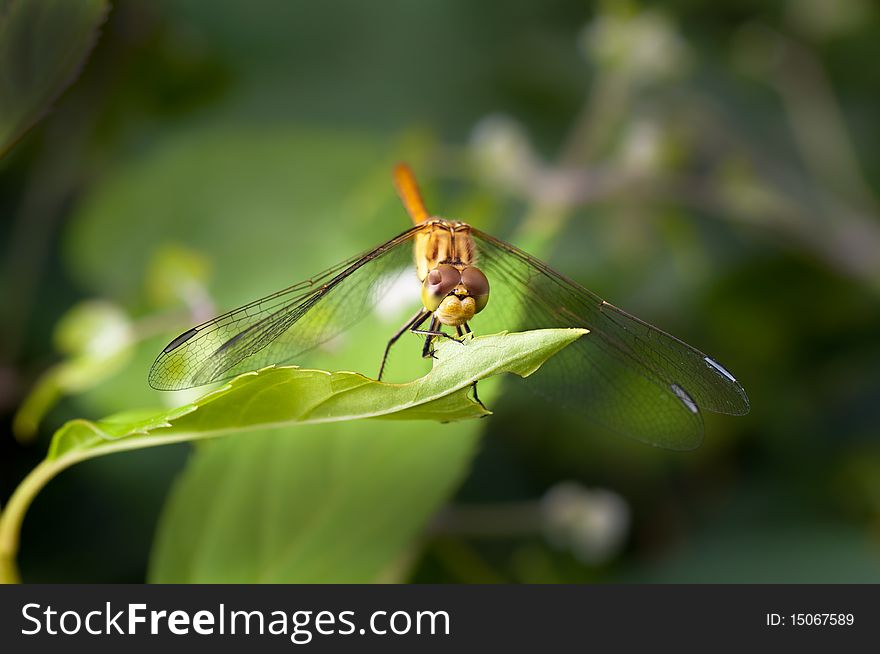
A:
[2,0,880,583]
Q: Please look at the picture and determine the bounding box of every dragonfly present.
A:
[149,164,749,449]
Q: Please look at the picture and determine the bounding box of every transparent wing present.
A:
[149,226,422,390]
[470,228,749,450]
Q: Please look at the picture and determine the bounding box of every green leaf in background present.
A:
[0,328,585,583]
[65,128,407,312]
[0,0,109,157]
[149,422,473,583]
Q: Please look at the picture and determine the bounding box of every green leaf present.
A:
[149,422,479,583]
[50,329,583,457]
[0,0,109,157]
[0,328,585,582]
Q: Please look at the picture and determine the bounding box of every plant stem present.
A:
[0,460,68,584]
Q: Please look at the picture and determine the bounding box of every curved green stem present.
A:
[0,459,66,584]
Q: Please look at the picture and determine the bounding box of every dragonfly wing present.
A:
[470,228,749,449]
[149,226,421,390]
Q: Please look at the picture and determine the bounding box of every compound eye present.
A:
[461,266,490,312]
[422,264,461,311]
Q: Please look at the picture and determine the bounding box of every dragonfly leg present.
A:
[411,328,461,342]
[455,323,486,413]
[413,316,462,358]
[417,316,442,359]
[378,309,431,380]
[471,382,488,413]
[413,317,467,358]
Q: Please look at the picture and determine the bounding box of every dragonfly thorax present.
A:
[413,218,477,281]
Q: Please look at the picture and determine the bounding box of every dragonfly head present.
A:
[422,264,490,326]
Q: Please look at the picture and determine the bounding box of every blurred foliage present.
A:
[12,299,133,442]
[0,0,108,156]
[2,0,880,583]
